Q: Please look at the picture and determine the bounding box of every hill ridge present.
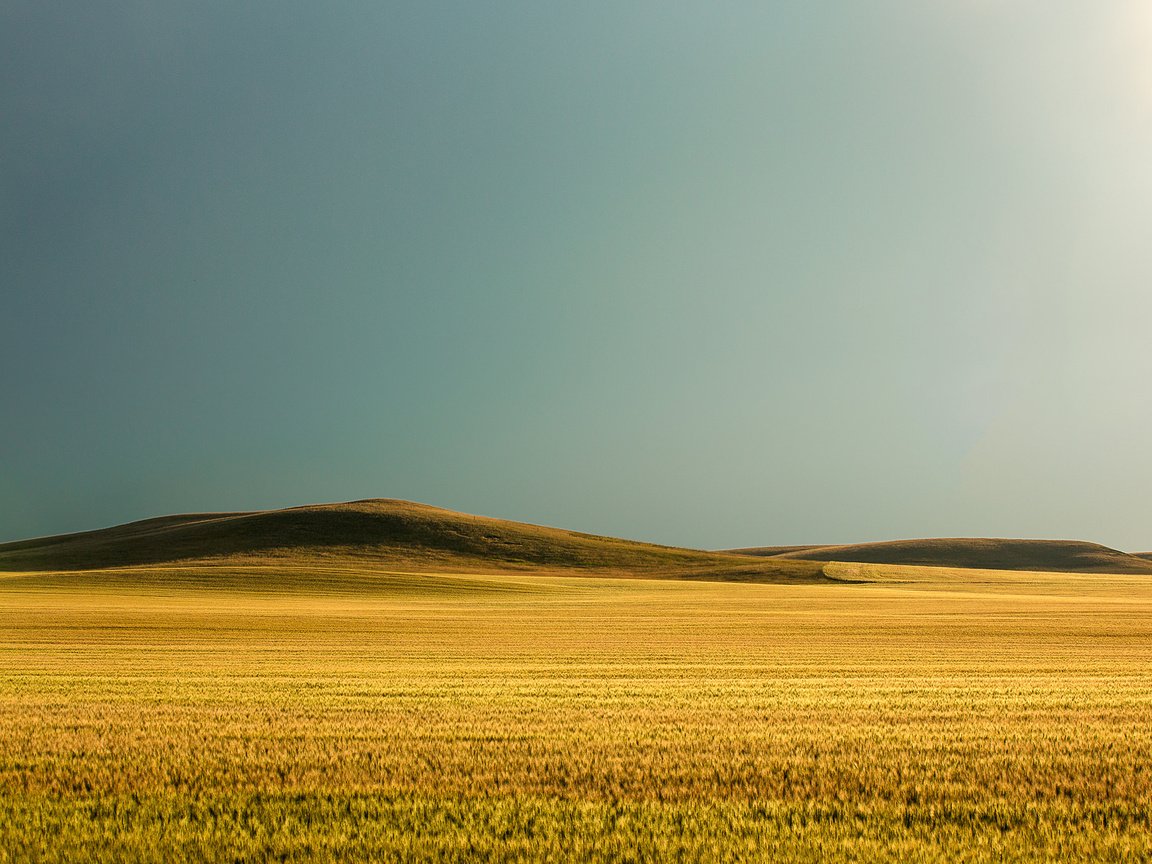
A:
[4,500,1149,581]
[726,537,1152,575]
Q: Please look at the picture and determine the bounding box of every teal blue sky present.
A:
[4,2,1152,549]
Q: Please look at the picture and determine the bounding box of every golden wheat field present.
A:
[1,564,1151,862]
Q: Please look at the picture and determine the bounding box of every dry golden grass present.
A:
[2,564,1151,861]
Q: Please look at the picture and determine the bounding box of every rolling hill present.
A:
[4,500,1148,586]
[729,538,1152,575]
[0,498,824,584]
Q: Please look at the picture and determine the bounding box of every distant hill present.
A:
[727,538,1152,575]
[0,499,823,584]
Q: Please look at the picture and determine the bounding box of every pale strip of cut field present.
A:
[823,559,1152,595]
[1,564,1151,862]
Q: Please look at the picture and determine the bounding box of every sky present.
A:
[3,1,1152,550]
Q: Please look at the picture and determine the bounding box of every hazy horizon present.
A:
[5,2,1152,551]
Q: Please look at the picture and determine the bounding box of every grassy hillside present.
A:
[0,499,825,584]
[6,500,1146,585]
[729,537,1152,575]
